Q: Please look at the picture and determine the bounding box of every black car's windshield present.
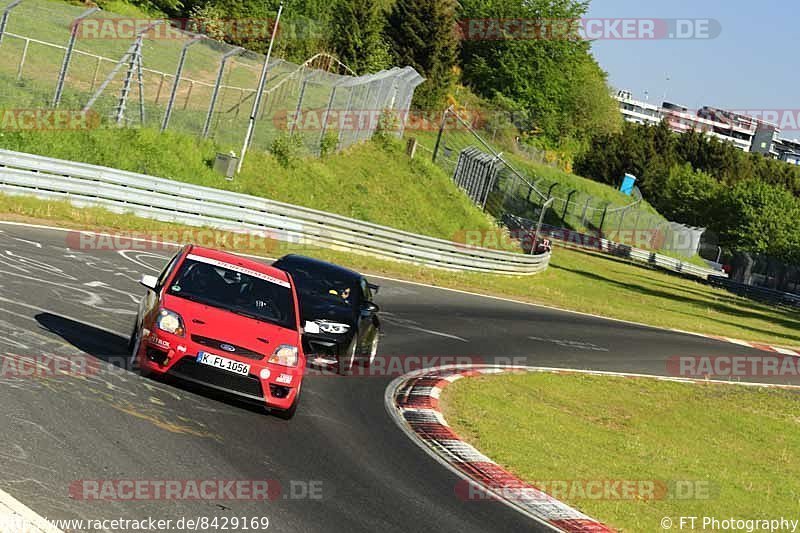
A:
[168,256,296,330]
[277,260,359,309]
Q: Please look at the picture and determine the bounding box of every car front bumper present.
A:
[136,331,302,411]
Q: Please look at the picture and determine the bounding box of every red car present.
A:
[128,245,305,418]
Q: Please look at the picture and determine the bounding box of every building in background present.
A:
[613,90,797,159]
[613,90,662,126]
[773,137,800,165]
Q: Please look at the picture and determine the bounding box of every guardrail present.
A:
[501,214,723,280]
[0,149,551,275]
[707,276,800,308]
[535,225,724,280]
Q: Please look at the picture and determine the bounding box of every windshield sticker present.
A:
[186,254,291,288]
[172,285,181,292]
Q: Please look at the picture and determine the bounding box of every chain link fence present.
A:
[427,107,704,258]
[0,0,423,161]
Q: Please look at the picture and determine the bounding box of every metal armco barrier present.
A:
[0,149,551,275]
[548,230,725,280]
[707,276,800,308]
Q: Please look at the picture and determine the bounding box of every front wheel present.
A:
[338,336,357,375]
[127,322,141,371]
[358,332,379,367]
[271,384,301,420]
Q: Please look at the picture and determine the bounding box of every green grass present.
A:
[0,130,498,240]
[2,194,800,347]
[441,372,800,532]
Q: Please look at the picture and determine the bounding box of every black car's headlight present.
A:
[316,321,351,335]
[156,309,185,336]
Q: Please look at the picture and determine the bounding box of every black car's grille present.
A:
[169,357,264,399]
[191,335,265,360]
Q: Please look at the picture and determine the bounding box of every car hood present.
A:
[162,294,299,355]
[298,297,355,325]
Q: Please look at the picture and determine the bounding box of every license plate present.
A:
[196,351,250,376]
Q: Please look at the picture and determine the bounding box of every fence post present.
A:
[15,37,28,79]
[238,1,284,174]
[53,7,99,107]
[289,75,309,137]
[580,197,591,226]
[546,182,557,200]
[153,72,165,104]
[532,197,554,255]
[89,56,102,91]
[432,106,453,162]
[318,84,339,151]
[182,80,194,110]
[161,35,202,132]
[598,204,608,237]
[203,47,244,138]
[562,189,577,222]
[0,0,22,47]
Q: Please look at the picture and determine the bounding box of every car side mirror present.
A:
[139,274,158,291]
[361,301,379,314]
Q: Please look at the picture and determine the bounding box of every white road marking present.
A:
[0,487,62,532]
[11,238,42,248]
[381,313,468,342]
[771,346,799,356]
[528,336,609,352]
[84,281,140,302]
[116,250,169,272]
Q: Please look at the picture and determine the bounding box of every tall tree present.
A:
[385,0,459,109]
[329,0,391,74]
[458,0,621,149]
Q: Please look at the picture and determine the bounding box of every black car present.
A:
[272,255,381,374]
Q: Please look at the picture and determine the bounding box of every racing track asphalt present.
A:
[0,222,794,532]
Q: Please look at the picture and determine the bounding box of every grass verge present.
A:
[1,194,799,347]
[441,372,800,532]
[0,130,498,241]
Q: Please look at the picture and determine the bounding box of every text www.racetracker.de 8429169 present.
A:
[32,516,271,531]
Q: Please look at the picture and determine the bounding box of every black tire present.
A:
[337,336,357,375]
[127,322,141,371]
[357,332,379,367]
[271,384,301,420]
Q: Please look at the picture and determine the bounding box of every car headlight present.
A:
[268,344,298,367]
[317,321,350,335]
[156,309,185,336]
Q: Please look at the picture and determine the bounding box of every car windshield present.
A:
[277,260,359,309]
[167,257,296,330]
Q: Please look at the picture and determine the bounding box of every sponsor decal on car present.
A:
[186,254,290,288]
[147,335,170,349]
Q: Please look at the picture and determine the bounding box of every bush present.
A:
[269,133,306,167]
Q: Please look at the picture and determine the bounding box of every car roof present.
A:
[187,246,292,285]
[275,254,362,281]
